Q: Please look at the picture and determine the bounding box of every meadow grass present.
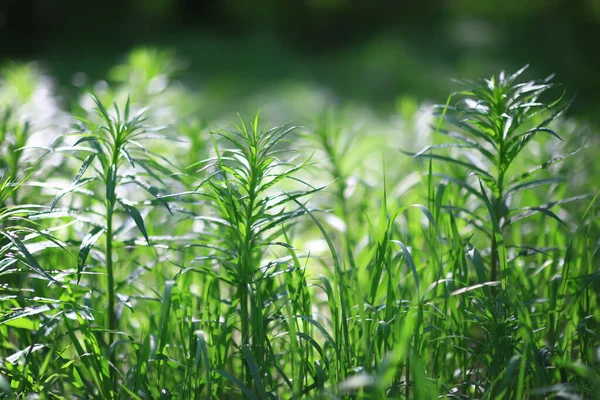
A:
[0,53,598,399]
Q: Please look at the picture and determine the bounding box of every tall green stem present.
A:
[241,173,257,388]
[238,243,250,386]
[491,182,502,285]
[106,149,120,394]
[491,103,506,285]
[105,200,117,393]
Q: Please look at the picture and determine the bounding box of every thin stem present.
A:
[106,144,120,395]
[491,96,506,285]
[105,201,117,394]
[491,172,505,283]
[238,139,258,389]
[244,172,260,387]
[9,147,19,205]
[490,233,498,282]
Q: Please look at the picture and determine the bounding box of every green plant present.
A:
[408,66,580,285]
[51,94,175,395]
[0,61,598,399]
[0,174,73,396]
[404,66,596,397]
[196,113,318,393]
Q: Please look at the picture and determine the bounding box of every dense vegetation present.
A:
[0,52,598,399]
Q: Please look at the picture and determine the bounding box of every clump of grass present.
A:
[0,174,73,396]
[405,66,597,397]
[0,175,50,278]
[0,60,598,399]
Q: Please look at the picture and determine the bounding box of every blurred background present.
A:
[1,0,600,123]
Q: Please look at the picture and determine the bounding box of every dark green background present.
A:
[2,0,599,122]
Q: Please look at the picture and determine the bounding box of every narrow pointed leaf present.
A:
[118,199,150,245]
[77,227,104,283]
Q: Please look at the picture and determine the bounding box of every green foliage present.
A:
[46,94,178,397]
[197,114,318,393]
[0,58,598,400]
[0,109,32,206]
[409,65,581,284]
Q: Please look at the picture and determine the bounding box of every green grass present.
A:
[0,51,598,399]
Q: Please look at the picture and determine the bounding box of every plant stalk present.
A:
[105,202,117,394]
[241,180,257,388]
[106,149,119,394]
